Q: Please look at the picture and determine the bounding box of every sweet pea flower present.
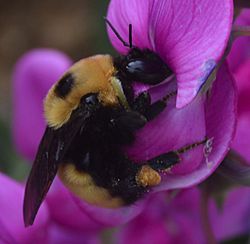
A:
[12,3,237,227]
[227,8,250,161]
[105,0,237,191]
[115,187,250,244]
[227,8,250,73]
[9,2,250,243]
[115,33,250,241]
[0,172,49,243]
[106,0,233,108]
[0,172,102,243]
[231,59,250,162]
[12,44,237,226]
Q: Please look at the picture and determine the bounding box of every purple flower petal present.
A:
[231,59,250,162]
[46,178,104,232]
[0,218,18,244]
[106,0,153,53]
[126,81,206,174]
[227,9,250,72]
[211,187,250,240]
[48,223,101,244]
[0,172,49,243]
[116,189,204,244]
[233,59,250,117]
[47,179,145,227]
[232,115,250,163]
[12,49,72,161]
[107,0,233,107]
[11,48,236,227]
[73,195,146,227]
[116,187,250,243]
[126,63,237,191]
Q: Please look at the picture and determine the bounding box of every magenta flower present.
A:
[226,9,250,162]
[12,47,237,226]
[105,0,237,191]
[0,172,49,243]
[115,189,204,244]
[8,2,250,243]
[115,187,250,244]
[12,3,237,227]
[124,63,236,191]
[227,8,250,73]
[0,172,102,243]
[107,0,233,108]
[47,177,145,227]
[114,37,250,241]
[231,58,250,162]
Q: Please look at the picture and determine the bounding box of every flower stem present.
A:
[200,190,216,244]
[233,26,250,39]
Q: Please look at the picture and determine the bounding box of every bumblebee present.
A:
[23,20,206,226]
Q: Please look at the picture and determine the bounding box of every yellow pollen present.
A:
[136,165,161,187]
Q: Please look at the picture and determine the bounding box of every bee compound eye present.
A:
[81,93,99,107]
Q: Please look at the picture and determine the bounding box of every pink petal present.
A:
[116,187,250,243]
[73,195,145,227]
[0,218,18,244]
[12,49,72,161]
[126,81,206,175]
[107,0,233,107]
[233,59,250,116]
[127,63,237,191]
[150,0,233,108]
[106,0,153,54]
[227,9,250,72]
[117,217,173,244]
[0,173,49,244]
[48,223,101,244]
[116,189,204,244]
[232,115,250,163]
[46,178,104,232]
[231,59,250,162]
[210,187,250,240]
[48,179,145,227]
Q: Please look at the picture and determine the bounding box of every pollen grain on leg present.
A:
[136,165,161,187]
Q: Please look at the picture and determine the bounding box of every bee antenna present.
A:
[129,24,133,48]
[104,17,133,48]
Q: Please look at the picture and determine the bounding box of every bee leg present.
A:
[148,138,208,171]
[131,92,151,114]
[135,151,180,188]
[147,151,181,172]
[135,139,207,187]
[132,90,177,121]
[143,91,177,121]
[111,110,147,131]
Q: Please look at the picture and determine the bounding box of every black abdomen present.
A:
[64,105,148,204]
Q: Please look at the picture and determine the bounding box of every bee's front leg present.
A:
[132,91,177,121]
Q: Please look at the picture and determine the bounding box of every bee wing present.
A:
[23,100,95,227]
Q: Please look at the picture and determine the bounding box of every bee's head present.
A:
[114,48,173,85]
[44,55,121,129]
[105,18,173,85]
